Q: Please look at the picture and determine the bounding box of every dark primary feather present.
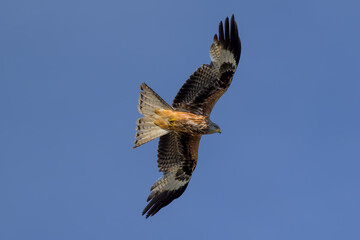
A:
[142,132,201,218]
[172,15,241,116]
[142,183,189,218]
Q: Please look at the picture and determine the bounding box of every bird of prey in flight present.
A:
[134,15,241,218]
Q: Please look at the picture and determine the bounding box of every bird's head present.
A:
[208,122,221,134]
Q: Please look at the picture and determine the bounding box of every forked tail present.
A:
[134,83,172,148]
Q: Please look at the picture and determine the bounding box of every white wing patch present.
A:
[209,44,237,72]
[150,171,188,193]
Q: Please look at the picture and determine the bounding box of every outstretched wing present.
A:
[172,15,241,116]
[142,132,201,218]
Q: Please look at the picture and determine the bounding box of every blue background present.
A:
[1,0,359,239]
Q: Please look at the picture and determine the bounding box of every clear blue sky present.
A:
[1,0,359,239]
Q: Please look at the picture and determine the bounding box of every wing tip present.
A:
[217,15,241,64]
[142,183,189,219]
[213,34,218,42]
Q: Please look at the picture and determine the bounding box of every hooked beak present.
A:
[217,129,222,134]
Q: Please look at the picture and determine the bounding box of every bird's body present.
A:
[152,109,219,134]
[134,15,241,218]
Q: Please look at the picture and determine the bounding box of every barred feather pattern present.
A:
[172,15,241,116]
[134,83,172,148]
[134,117,168,148]
[172,65,219,114]
[137,83,172,116]
[142,132,201,218]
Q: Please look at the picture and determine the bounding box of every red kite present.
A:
[134,15,241,218]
